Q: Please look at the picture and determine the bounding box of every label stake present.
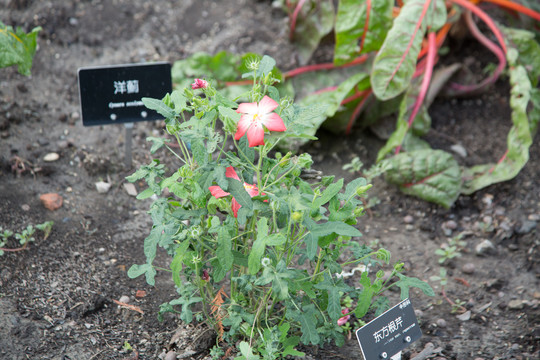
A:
[124,122,133,168]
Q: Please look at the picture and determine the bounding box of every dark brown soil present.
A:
[1,1,538,360]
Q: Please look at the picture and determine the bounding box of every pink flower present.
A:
[337,308,351,326]
[208,166,263,218]
[235,95,286,147]
[191,78,208,90]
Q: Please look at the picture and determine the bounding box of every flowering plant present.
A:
[127,57,432,358]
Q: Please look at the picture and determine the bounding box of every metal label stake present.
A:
[124,122,133,168]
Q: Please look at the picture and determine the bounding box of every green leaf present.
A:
[218,105,241,122]
[238,341,260,360]
[248,218,268,274]
[216,228,233,272]
[191,138,207,166]
[354,271,375,318]
[146,136,170,154]
[314,273,351,322]
[290,0,335,65]
[334,0,393,65]
[127,263,157,286]
[256,55,276,78]
[394,273,434,299]
[313,178,343,209]
[142,97,176,119]
[170,241,190,287]
[0,22,41,76]
[383,149,462,208]
[227,178,253,210]
[371,0,446,100]
[376,78,431,162]
[462,52,539,194]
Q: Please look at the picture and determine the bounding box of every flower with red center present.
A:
[337,308,351,326]
[208,166,263,218]
[235,95,286,147]
[191,78,208,90]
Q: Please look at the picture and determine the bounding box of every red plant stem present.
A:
[0,242,29,252]
[449,0,507,54]
[283,54,369,79]
[289,0,308,41]
[359,0,372,53]
[481,0,540,21]
[346,90,372,135]
[449,10,506,94]
[395,31,437,155]
[441,286,467,313]
[489,148,509,173]
[342,89,371,105]
[417,22,451,60]
[385,0,432,91]
[312,86,338,95]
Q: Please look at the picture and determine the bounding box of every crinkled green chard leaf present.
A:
[0,22,41,76]
[376,76,432,162]
[370,0,446,100]
[334,0,393,65]
[383,149,462,208]
[462,47,540,194]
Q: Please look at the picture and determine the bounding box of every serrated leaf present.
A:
[146,136,170,154]
[384,149,462,208]
[170,241,190,287]
[0,22,41,76]
[217,227,233,271]
[142,97,176,119]
[227,178,253,210]
[127,263,156,286]
[256,55,276,78]
[394,273,434,299]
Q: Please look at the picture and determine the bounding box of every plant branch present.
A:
[395,31,437,155]
[481,0,540,21]
[448,9,506,95]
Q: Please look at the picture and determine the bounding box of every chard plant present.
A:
[0,21,41,76]
[171,0,540,208]
[128,58,433,358]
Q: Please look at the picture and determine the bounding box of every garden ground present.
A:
[0,0,538,359]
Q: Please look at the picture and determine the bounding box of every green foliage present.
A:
[128,58,431,358]
[0,22,41,76]
[0,221,54,255]
[170,0,540,208]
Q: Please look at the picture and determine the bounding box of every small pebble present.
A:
[118,295,130,304]
[507,299,524,310]
[436,318,447,327]
[456,310,471,321]
[462,263,475,274]
[123,183,137,197]
[43,152,60,162]
[516,220,537,235]
[21,204,30,211]
[444,220,458,230]
[403,215,414,224]
[475,239,496,256]
[165,351,177,360]
[95,181,111,194]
